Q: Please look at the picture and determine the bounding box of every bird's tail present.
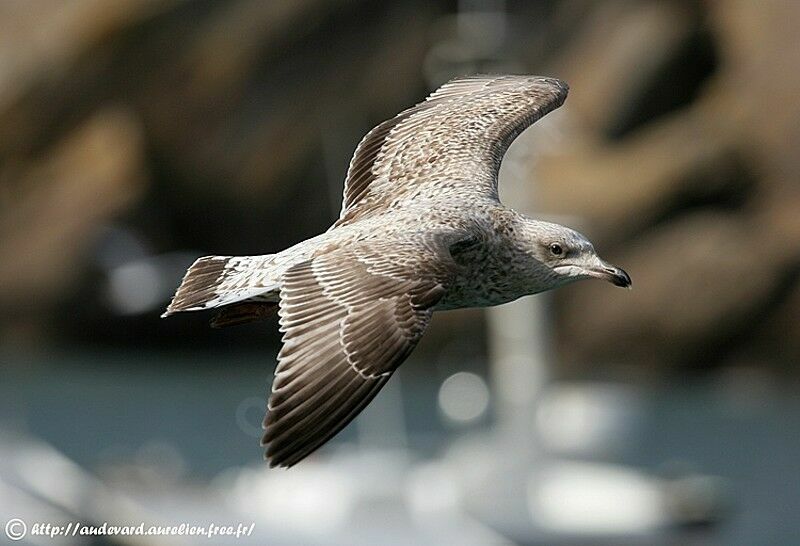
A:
[161,255,277,318]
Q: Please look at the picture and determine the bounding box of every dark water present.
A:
[1,351,798,545]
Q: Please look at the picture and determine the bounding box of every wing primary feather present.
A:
[265,370,365,449]
[267,377,387,468]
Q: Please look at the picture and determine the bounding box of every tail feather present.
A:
[162,255,276,318]
[210,301,278,328]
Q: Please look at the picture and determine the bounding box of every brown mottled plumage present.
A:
[163,75,631,467]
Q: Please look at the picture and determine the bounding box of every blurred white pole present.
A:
[487,297,549,442]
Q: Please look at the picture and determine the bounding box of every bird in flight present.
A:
[163,75,631,468]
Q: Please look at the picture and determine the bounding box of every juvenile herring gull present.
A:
[163,75,631,468]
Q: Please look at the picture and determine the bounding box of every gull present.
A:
[163,75,631,467]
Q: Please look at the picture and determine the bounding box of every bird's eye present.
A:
[549,243,563,256]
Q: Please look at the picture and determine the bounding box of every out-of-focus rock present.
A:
[536,109,746,245]
[0,108,147,315]
[728,188,800,370]
[0,0,176,159]
[557,212,796,370]
[554,0,700,137]
[135,0,437,205]
[542,0,800,374]
[737,277,800,371]
[182,0,350,102]
[707,0,800,178]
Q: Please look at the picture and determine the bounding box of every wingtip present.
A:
[264,450,292,469]
[539,76,569,99]
[262,430,296,469]
[550,76,569,91]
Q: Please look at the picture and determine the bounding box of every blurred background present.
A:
[1,0,799,544]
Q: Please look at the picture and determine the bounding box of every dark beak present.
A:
[601,265,632,288]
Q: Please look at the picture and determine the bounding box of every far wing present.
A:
[334,75,568,227]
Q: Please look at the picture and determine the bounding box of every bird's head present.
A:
[526,220,631,289]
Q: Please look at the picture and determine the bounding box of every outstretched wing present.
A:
[262,239,454,467]
[334,75,568,227]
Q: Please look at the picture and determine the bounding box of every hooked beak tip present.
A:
[606,266,632,288]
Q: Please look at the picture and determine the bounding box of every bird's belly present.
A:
[437,271,526,310]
